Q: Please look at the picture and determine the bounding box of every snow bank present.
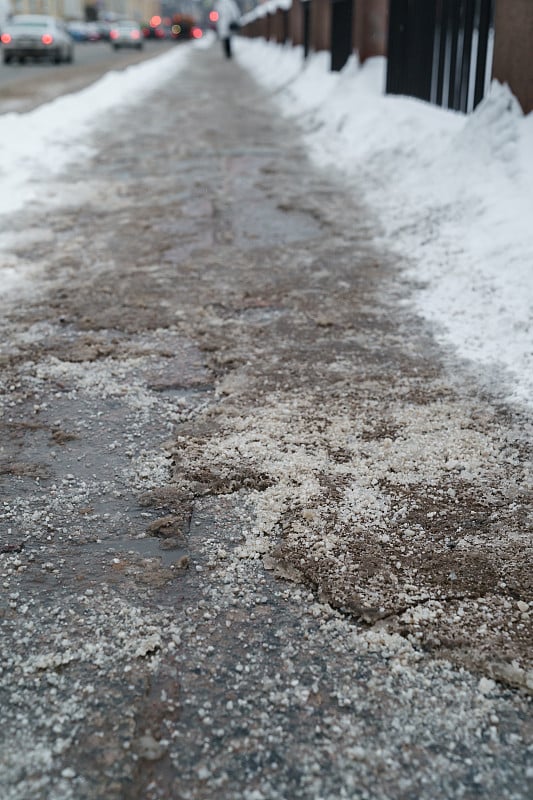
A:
[236,40,533,409]
[0,46,192,296]
[0,46,192,217]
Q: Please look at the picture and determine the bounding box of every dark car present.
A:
[170,15,202,40]
[141,23,169,39]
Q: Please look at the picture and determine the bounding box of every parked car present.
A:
[97,22,112,41]
[169,15,202,40]
[84,22,101,42]
[141,23,168,40]
[0,14,74,64]
[109,20,143,50]
[65,21,89,42]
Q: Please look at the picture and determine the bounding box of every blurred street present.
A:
[0,43,531,800]
[0,39,174,113]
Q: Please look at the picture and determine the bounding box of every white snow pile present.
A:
[0,45,192,295]
[0,46,193,217]
[236,40,533,409]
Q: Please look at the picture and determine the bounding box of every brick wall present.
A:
[493,0,533,113]
[354,0,389,63]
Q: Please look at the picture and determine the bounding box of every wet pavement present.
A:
[0,43,532,799]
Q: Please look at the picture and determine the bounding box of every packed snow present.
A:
[0,35,531,408]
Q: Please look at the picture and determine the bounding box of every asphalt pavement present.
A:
[0,42,531,800]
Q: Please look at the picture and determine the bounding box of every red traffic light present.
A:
[209,11,219,22]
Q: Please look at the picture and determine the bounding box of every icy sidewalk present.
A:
[0,43,531,800]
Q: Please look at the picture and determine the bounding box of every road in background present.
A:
[0,40,175,113]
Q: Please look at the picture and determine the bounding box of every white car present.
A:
[109,20,143,50]
[1,14,74,64]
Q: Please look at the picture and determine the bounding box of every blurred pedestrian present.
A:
[214,0,240,59]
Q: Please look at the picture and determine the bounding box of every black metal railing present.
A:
[386,0,494,112]
[331,0,354,71]
[302,0,311,59]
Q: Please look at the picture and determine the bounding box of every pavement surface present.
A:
[0,43,532,799]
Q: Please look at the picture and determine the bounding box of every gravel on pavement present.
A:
[0,44,531,800]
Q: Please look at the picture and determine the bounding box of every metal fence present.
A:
[386,0,494,112]
[331,0,354,71]
[239,0,533,113]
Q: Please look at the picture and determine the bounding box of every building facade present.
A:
[3,0,160,21]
